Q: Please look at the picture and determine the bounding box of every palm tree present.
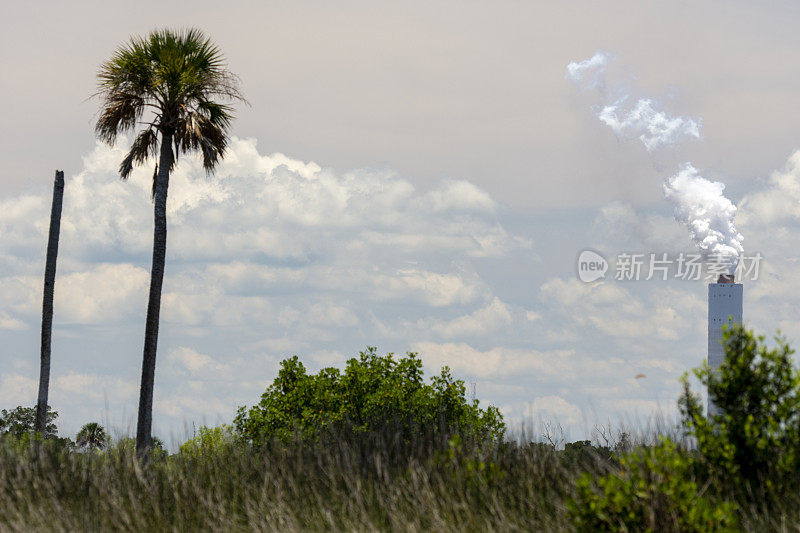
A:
[35,170,65,434]
[95,28,244,453]
[76,422,109,451]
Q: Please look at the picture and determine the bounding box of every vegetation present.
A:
[569,439,738,532]
[3,328,800,530]
[679,325,800,502]
[94,28,244,453]
[75,422,110,451]
[234,348,505,446]
[0,405,59,438]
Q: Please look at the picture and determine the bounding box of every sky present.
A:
[3,1,800,443]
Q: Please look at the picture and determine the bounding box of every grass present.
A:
[0,425,593,532]
[2,424,800,531]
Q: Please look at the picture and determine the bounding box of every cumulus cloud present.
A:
[739,149,800,227]
[411,341,576,379]
[56,264,150,324]
[538,278,704,343]
[591,200,692,252]
[529,395,582,426]
[167,347,230,374]
[0,138,525,333]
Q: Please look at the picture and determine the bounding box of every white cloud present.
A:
[529,395,582,426]
[419,180,495,213]
[592,200,693,252]
[538,278,704,343]
[412,341,575,379]
[167,347,227,374]
[0,311,27,331]
[53,372,138,403]
[55,264,150,324]
[0,373,36,407]
[739,149,800,227]
[430,297,514,338]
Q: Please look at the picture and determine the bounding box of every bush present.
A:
[234,347,505,446]
[569,439,738,532]
[679,324,800,500]
[179,425,237,458]
[0,405,59,439]
[562,440,616,472]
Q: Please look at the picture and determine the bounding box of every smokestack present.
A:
[708,275,743,415]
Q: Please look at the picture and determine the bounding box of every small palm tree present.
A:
[95,28,244,453]
[76,422,109,451]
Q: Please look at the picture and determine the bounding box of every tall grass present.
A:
[0,424,595,532]
[2,423,800,531]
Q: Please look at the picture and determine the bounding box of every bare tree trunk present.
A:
[35,170,65,434]
[136,134,173,454]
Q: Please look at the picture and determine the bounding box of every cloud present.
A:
[430,297,514,338]
[167,347,230,374]
[0,138,525,333]
[538,278,704,343]
[411,341,575,379]
[739,149,800,227]
[591,200,691,252]
[55,264,150,324]
[419,180,496,213]
[0,373,36,407]
[529,395,582,426]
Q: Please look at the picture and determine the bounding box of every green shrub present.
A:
[234,347,505,445]
[179,425,237,458]
[0,405,59,439]
[679,324,800,500]
[112,435,167,459]
[569,439,738,532]
[562,440,616,472]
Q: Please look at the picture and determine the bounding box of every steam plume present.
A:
[663,164,743,274]
[565,51,613,89]
[599,98,701,152]
[566,51,743,274]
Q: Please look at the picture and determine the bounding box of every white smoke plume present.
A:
[565,51,614,89]
[663,164,744,274]
[566,53,701,152]
[567,51,743,273]
[599,98,701,152]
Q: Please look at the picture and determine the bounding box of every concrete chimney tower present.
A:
[708,274,743,415]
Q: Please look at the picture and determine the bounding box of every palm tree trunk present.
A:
[35,170,64,434]
[136,134,173,454]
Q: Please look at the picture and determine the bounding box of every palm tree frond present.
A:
[97,27,245,170]
[119,127,158,179]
